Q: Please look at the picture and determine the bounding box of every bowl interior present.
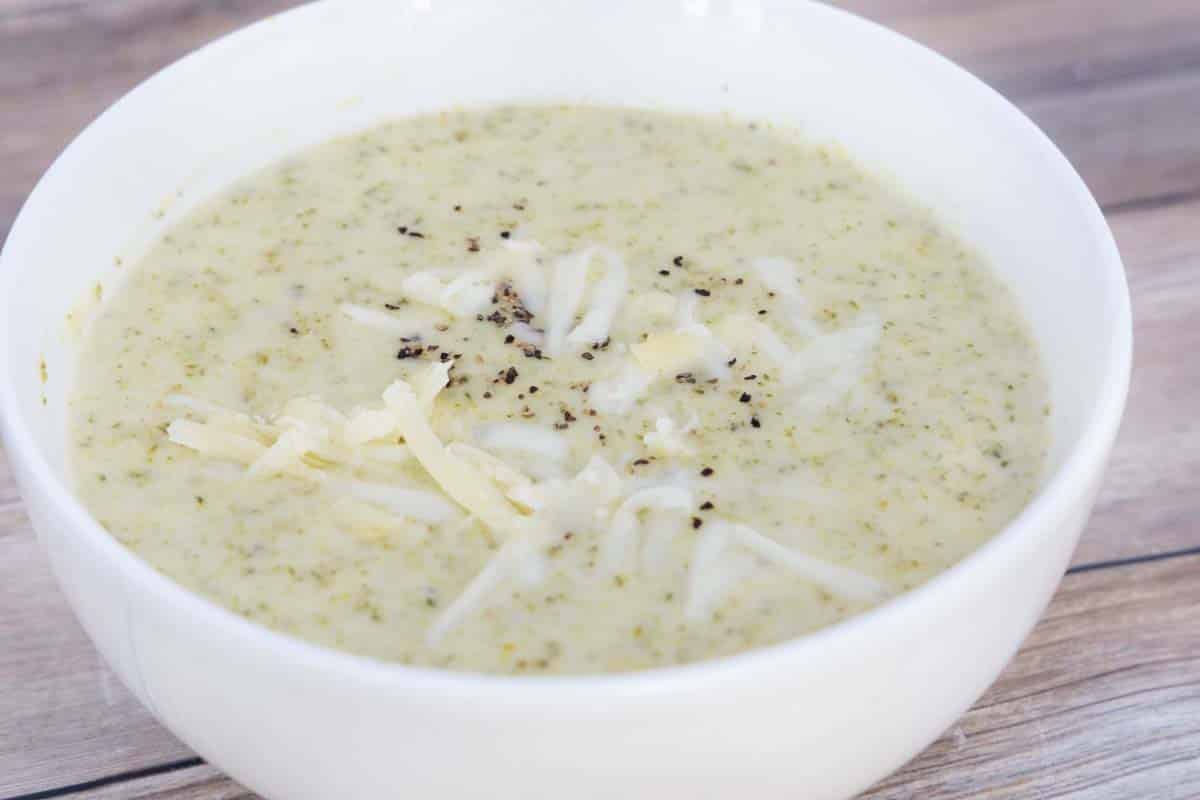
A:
[2,0,1126,575]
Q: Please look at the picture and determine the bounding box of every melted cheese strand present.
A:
[401,269,495,317]
[475,423,569,462]
[603,486,692,574]
[426,538,522,646]
[751,257,822,337]
[339,303,428,335]
[730,523,890,602]
[684,521,758,620]
[342,480,458,523]
[565,249,628,348]
[588,362,653,415]
[501,238,548,315]
[543,247,594,356]
[640,510,686,574]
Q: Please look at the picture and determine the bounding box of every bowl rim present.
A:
[0,0,1132,698]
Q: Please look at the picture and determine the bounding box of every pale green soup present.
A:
[71,106,1048,674]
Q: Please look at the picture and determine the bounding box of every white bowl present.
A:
[0,2,1131,797]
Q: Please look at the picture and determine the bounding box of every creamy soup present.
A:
[70,106,1047,674]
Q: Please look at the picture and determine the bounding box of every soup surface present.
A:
[71,106,1047,674]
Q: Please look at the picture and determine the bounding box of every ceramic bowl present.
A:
[0,2,1131,797]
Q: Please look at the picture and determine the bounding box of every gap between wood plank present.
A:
[1101,186,1200,217]
[1,758,205,800]
[1066,545,1200,575]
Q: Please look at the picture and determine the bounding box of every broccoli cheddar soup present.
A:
[70,106,1048,674]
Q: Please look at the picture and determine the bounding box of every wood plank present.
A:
[843,0,1200,98]
[841,0,1200,210]
[3,0,1200,240]
[1071,197,1200,565]
[0,0,298,242]
[22,554,1198,800]
[865,553,1200,799]
[0,528,195,797]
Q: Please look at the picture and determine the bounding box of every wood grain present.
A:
[1076,198,1200,565]
[0,529,194,797]
[1,0,1198,798]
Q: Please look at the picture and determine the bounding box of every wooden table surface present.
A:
[2,1,1198,797]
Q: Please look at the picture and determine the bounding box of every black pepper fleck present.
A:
[700,467,714,477]
[691,517,703,529]
[751,416,761,428]
[740,392,752,403]
[700,501,714,511]
[581,352,595,361]
[503,366,519,384]
[694,288,711,297]
[673,256,684,267]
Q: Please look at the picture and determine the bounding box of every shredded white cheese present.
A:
[544,247,629,355]
[475,422,569,463]
[685,520,890,619]
[342,480,459,523]
[729,523,890,602]
[382,366,530,542]
[751,256,822,337]
[445,442,533,491]
[715,310,881,412]
[401,269,495,317]
[588,362,653,415]
[603,486,692,575]
[166,418,266,464]
[339,303,429,336]
[564,249,628,349]
[684,521,759,620]
[642,415,698,458]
